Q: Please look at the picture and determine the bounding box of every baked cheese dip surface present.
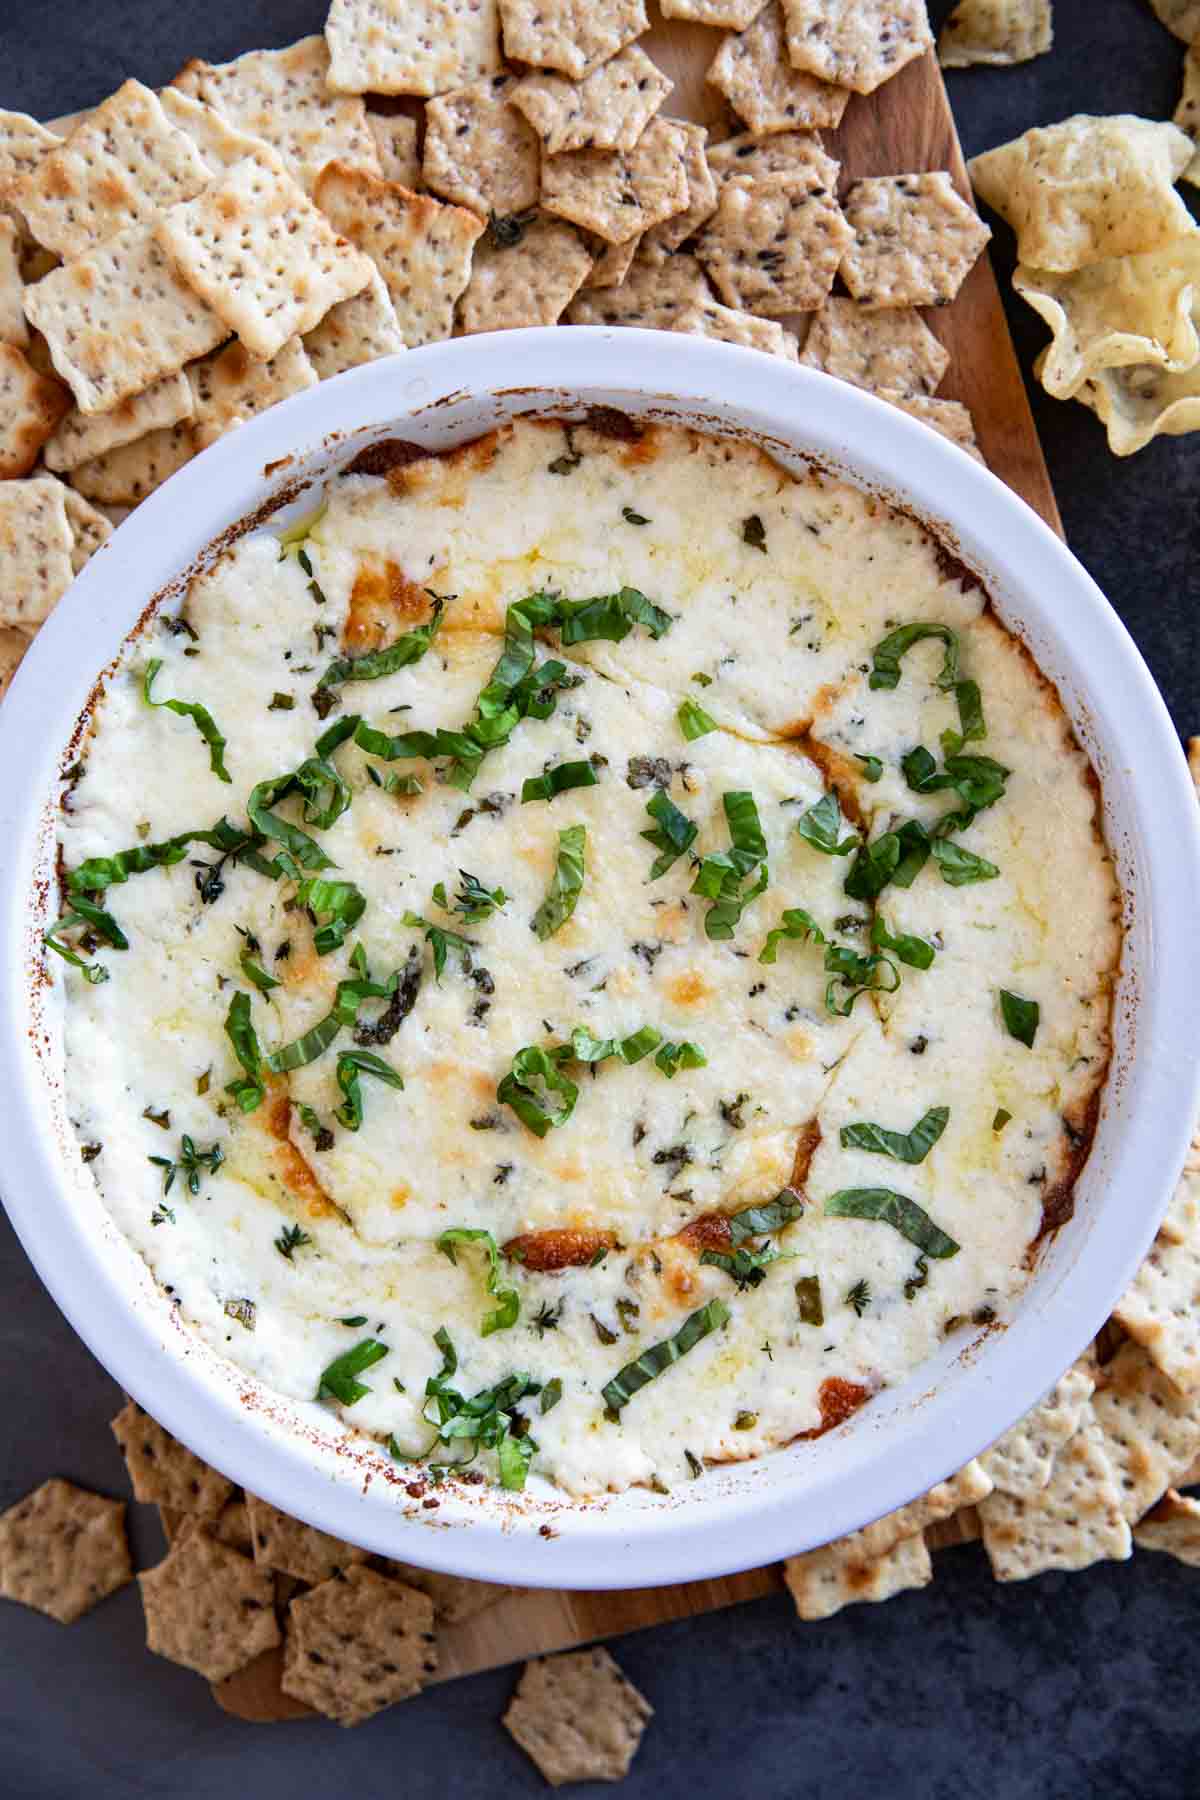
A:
[53,418,1120,1498]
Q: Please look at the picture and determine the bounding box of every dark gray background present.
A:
[1,2,1197,1794]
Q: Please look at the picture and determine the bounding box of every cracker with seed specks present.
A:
[856,1460,994,1559]
[511,47,673,155]
[62,487,113,573]
[0,112,62,220]
[708,2,851,136]
[0,218,27,347]
[661,0,763,22]
[938,0,1053,67]
[978,1407,1132,1580]
[585,232,643,287]
[423,75,540,216]
[24,225,226,416]
[326,0,504,98]
[0,476,75,632]
[158,88,275,173]
[499,0,649,79]
[68,421,197,505]
[504,1648,653,1787]
[800,297,948,394]
[0,345,70,477]
[1114,1229,1200,1392]
[0,1479,131,1623]
[1174,41,1200,185]
[140,1530,279,1681]
[1149,0,1200,41]
[381,1560,512,1623]
[644,122,718,253]
[45,371,194,473]
[1090,1340,1200,1520]
[784,1529,931,1620]
[304,266,407,376]
[780,0,932,94]
[542,117,690,244]
[876,390,985,460]
[840,172,991,308]
[179,37,380,191]
[187,339,318,451]
[245,1493,368,1585]
[696,171,851,314]
[1134,1489,1200,1565]
[282,1567,437,1725]
[314,161,485,345]
[979,1363,1096,1498]
[708,127,840,189]
[566,247,710,325]
[11,82,209,261]
[111,1399,234,1517]
[672,297,798,357]
[156,152,375,362]
[172,1498,255,1559]
[458,214,592,330]
[367,114,423,187]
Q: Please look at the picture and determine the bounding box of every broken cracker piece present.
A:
[158,87,275,173]
[245,1492,368,1585]
[326,0,505,98]
[68,422,197,506]
[584,232,643,288]
[566,247,710,326]
[62,486,114,574]
[0,344,70,477]
[303,266,407,376]
[978,1405,1132,1580]
[498,0,649,80]
[140,1529,280,1682]
[111,1398,234,1517]
[708,127,840,188]
[938,0,1053,67]
[0,475,75,633]
[876,390,985,460]
[0,217,28,348]
[0,111,63,217]
[423,74,540,217]
[367,114,423,188]
[784,1529,932,1620]
[644,121,718,254]
[800,296,948,394]
[1114,1227,1200,1392]
[282,1566,437,1725]
[0,1478,131,1624]
[673,297,798,357]
[503,1647,653,1787]
[856,1460,994,1559]
[1133,1488,1200,1565]
[708,1,851,137]
[541,117,689,244]
[511,46,673,155]
[695,170,851,315]
[44,370,195,474]
[840,172,992,308]
[979,1362,1097,1498]
[661,0,762,22]
[187,339,318,451]
[780,0,932,95]
[1090,1339,1200,1519]
[458,213,593,330]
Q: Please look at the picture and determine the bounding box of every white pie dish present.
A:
[1,327,1198,1590]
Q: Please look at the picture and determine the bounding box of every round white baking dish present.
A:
[2,329,1198,1589]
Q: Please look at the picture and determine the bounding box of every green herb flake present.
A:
[540,1377,563,1414]
[869,622,959,693]
[677,697,718,741]
[521,759,599,804]
[932,837,999,886]
[223,991,265,1113]
[840,1104,949,1166]
[532,823,586,941]
[845,1277,872,1317]
[268,692,295,712]
[641,790,698,881]
[147,1133,224,1197]
[317,597,447,691]
[654,1039,707,1079]
[903,1255,930,1301]
[999,989,1039,1048]
[691,790,768,941]
[437,1228,520,1335]
[992,1107,1013,1132]
[855,754,883,783]
[497,1045,579,1137]
[728,1189,804,1245]
[622,505,651,526]
[826,1187,960,1259]
[275,1223,313,1261]
[224,1297,256,1331]
[601,1298,730,1415]
[318,1337,389,1406]
[795,1275,824,1326]
[143,659,232,784]
[334,1047,404,1131]
[796,791,859,857]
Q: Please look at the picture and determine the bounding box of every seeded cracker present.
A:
[0,111,63,222]
[24,225,227,417]
[245,1492,368,1585]
[314,161,485,345]
[780,0,933,95]
[585,233,643,287]
[503,1648,653,1786]
[876,391,985,460]
[1148,0,1200,41]
[304,267,407,377]
[708,2,851,137]
[499,0,650,80]
[541,118,689,244]
[661,0,763,23]
[673,297,798,357]
[423,75,540,217]
[644,122,718,253]
[11,82,210,262]
[840,173,992,308]
[111,1399,234,1518]
[171,1498,255,1559]
[696,171,852,315]
[68,422,197,506]
[783,1530,932,1620]
[978,1407,1132,1580]
[979,1363,1096,1498]
[44,371,194,474]
[0,218,27,348]
[0,1479,131,1624]
[1133,1489,1200,1565]
[0,476,75,632]
[325,0,504,98]
[140,1530,280,1682]
[458,214,593,330]
[158,88,275,174]
[1114,1223,1200,1392]
[855,1460,994,1558]
[61,486,114,574]
[708,127,840,188]
[0,345,70,478]
[1090,1340,1200,1520]
[511,47,673,156]
[1174,41,1200,185]
[1074,357,1200,457]
[282,1567,437,1725]
[800,297,948,394]
[565,247,710,325]
[380,1559,511,1623]
[367,114,423,187]
[938,0,1053,67]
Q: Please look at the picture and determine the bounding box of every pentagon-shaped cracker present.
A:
[1015,238,1200,401]
[1114,1228,1200,1392]
[172,1498,255,1558]
[1074,356,1200,457]
[24,225,227,417]
[304,266,407,376]
[0,345,70,477]
[499,0,649,80]
[969,115,1195,273]
[314,161,485,345]
[856,1460,994,1558]
[458,214,593,330]
[503,1647,653,1787]
[780,0,932,95]
[938,0,1053,67]
[140,1529,280,1682]
[12,82,210,262]
[367,114,423,187]
[978,1408,1132,1580]
[325,0,505,98]
[979,1363,1096,1498]
[68,421,197,506]
[511,47,673,155]
[179,36,380,191]
[1175,41,1200,185]
[783,1529,932,1620]
[423,75,540,216]
[566,247,711,326]
[584,232,643,288]
[661,0,763,22]
[1134,1489,1200,1565]
[44,370,194,474]
[708,1,851,136]
[245,1492,368,1585]
[62,486,114,574]
[187,339,318,451]
[672,297,798,357]
[876,391,984,460]
[644,122,718,254]
[0,476,75,632]
[708,126,840,188]
[0,1479,131,1623]
[0,626,29,698]
[111,1398,234,1517]
[158,88,275,173]
[1148,0,1200,41]
[695,171,851,315]
[541,117,690,244]
[840,172,992,308]
[381,1559,512,1623]
[0,218,27,348]
[800,297,948,394]
[281,1567,437,1724]
[1090,1340,1200,1520]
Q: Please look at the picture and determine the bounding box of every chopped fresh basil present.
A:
[275,1223,313,1261]
[556,587,672,645]
[223,991,265,1112]
[498,1045,579,1137]
[654,1039,708,1079]
[870,914,935,970]
[843,818,931,902]
[143,659,231,784]
[795,1275,824,1326]
[247,723,358,874]
[903,1255,930,1301]
[601,1298,730,1415]
[239,946,280,991]
[855,754,883,783]
[265,948,405,1076]
[825,1187,960,1258]
[931,837,999,885]
[540,1378,563,1414]
[678,697,718,741]
[318,1337,389,1406]
[532,823,586,940]
[902,748,1009,830]
[298,875,367,956]
[869,622,959,693]
[691,790,768,940]
[403,908,475,983]
[334,1047,403,1131]
[413,1328,541,1491]
[43,922,110,984]
[521,758,599,804]
[823,943,900,1016]
[999,989,1039,1048]
[569,1023,662,1066]
[641,790,698,880]
[700,1244,780,1290]
[437,1228,520,1335]
[317,596,447,690]
[297,1104,335,1150]
[759,907,824,965]
[840,1104,949,1165]
[741,514,767,553]
[942,678,986,758]
[796,791,859,857]
[592,1314,618,1346]
[728,1189,804,1245]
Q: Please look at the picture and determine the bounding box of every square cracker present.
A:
[542,117,689,244]
[177,37,380,192]
[1175,42,1200,185]
[11,82,210,262]
[511,47,673,156]
[876,392,984,461]
[303,266,407,376]
[0,345,70,478]
[62,486,114,573]
[938,0,1053,68]
[423,75,540,217]
[0,476,76,632]
[0,111,63,210]
[800,297,949,395]
[245,1492,368,1585]
[503,1647,653,1786]
[111,1398,234,1518]
[187,339,318,450]
[979,1362,1096,1499]
[380,1559,511,1624]
[140,1529,280,1682]
[708,2,851,137]
[695,170,851,315]
[282,1567,438,1725]
[977,1407,1132,1580]
[44,371,194,474]
[314,161,485,345]
[0,1479,131,1624]
[840,172,992,308]
[1090,1339,1200,1521]
[708,127,840,189]
[156,151,375,362]
[68,422,197,506]
[367,114,423,187]
[672,297,798,358]
[644,121,718,253]
[499,0,649,80]
[968,116,1195,273]
[458,213,593,331]
[856,1460,993,1559]
[1133,1489,1200,1566]
[325,0,505,98]
[1114,1228,1200,1393]
[566,246,710,326]
[0,217,27,347]
[780,0,932,95]
[24,225,227,417]
[783,1529,931,1621]
[158,88,274,173]
[661,0,762,22]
